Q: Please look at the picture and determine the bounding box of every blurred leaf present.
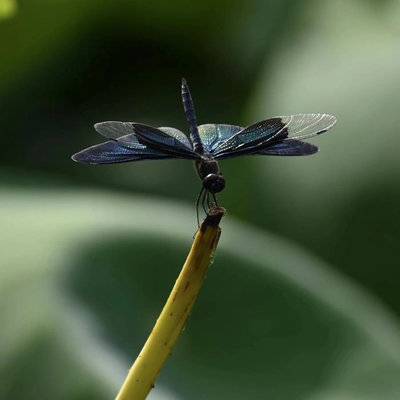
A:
[0,0,281,94]
[0,0,16,19]
[2,186,400,399]
[239,0,400,315]
[252,0,400,220]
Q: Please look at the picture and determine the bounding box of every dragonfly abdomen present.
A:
[181,78,204,154]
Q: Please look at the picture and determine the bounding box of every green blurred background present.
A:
[2,1,400,399]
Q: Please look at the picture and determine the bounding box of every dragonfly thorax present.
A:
[196,159,225,194]
[196,159,219,178]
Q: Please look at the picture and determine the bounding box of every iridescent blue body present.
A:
[181,78,204,155]
[72,79,337,213]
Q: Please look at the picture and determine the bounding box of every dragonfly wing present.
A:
[132,123,198,158]
[198,124,243,153]
[213,114,336,157]
[71,140,172,165]
[255,139,318,156]
[94,121,154,150]
[158,127,192,149]
[94,121,197,159]
[279,113,337,140]
[213,118,287,156]
[95,121,135,141]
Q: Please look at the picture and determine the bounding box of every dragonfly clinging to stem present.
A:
[72,79,337,224]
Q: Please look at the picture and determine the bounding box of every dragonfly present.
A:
[72,79,337,224]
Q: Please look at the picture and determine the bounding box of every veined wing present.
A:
[132,123,198,158]
[198,124,242,153]
[279,114,337,140]
[94,121,197,159]
[213,118,287,156]
[213,114,336,157]
[255,139,318,156]
[158,127,192,148]
[71,139,173,165]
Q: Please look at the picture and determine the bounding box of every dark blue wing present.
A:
[94,121,197,159]
[215,139,318,160]
[255,139,318,156]
[213,114,336,157]
[198,124,243,153]
[133,123,198,158]
[213,118,286,156]
[71,140,172,165]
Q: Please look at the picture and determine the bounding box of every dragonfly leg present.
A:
[206,191,213,213]
[195,186,205,228]
[202,189,209,216]
[211,192,219,207]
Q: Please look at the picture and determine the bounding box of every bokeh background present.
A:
[2,0,400,399]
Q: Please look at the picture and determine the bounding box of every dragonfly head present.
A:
[203,173,225,194]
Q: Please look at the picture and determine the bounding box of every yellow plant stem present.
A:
[115,207,225,400]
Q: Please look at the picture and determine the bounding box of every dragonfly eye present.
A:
[203,174,225,194]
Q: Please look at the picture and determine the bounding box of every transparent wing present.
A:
[94,121,140,147]
[279,114,337,140]
[255,139,318,156]
[213,114,336,157]
[71,140,172,165]
[198,124,243,153]
[158,127,192,148]
[94,121,197,159]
